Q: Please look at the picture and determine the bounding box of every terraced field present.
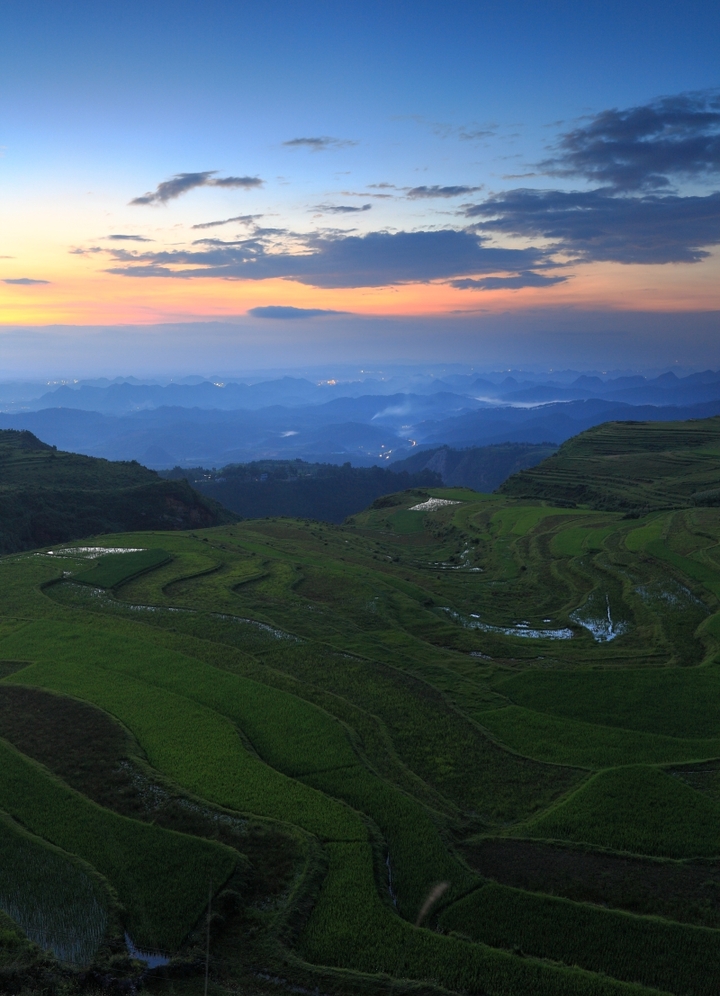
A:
[1,418,720,995]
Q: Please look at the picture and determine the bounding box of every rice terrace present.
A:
[3,416,720,996]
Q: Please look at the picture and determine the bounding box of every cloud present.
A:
[192,214,263,230]
[312,203,372,214]
[406,115,497,143]
[341,189,395,199]
[247,306,350,319]
[104,228,555,288]
[465,187,720,264]
[451,271,569,290]
[106,234,154,241]
[406,184,483,199]
[3,277,50,285]
[458,127,496,142]
[130,172,263,206]
[542,90,720,191]
[454,91,720,266]
[283,137,357,151]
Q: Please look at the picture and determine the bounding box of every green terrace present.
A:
[1,417,720,995]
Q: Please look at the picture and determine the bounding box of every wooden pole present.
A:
[204,881,212,996]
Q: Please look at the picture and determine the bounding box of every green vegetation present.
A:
[495,668,720,739]
[439,882,720,996]
[525,766,720,858]
[460,837,720,929]
[390,508,427,534]
[0,737,235,950]
[1,416,720,994]
[500,416,720,511]
[478,705,720,768]
[0,907,59,988]
[0,428,234,553]
[10,646,364,843]
[299,763,474,918]
[0,812,109,965]
[73,548,170,588]
[298,842,662,996]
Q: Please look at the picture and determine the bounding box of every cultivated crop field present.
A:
[2,418,720,996]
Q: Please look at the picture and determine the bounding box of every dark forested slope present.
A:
[391,442,557,492]
[162,459,442,523]
[499,416,720,511]
[0,429,234,552]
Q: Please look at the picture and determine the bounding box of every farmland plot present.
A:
[0,813,109,965]
[0,433,719,995]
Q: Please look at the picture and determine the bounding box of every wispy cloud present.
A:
[105,234,154,241]
[130,171,263,206]
[283,136,357,151]
[457,127,497,141]
[312,203,372,214]
[3,277,50,285]
[340,189,394,200]
[406,184,483,199]
[191,214,263,230]
[339,182,483,201]
[248,305,350,319]
[451,271,568,290]
[403,115,497,143]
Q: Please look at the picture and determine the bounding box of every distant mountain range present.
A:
[0,368,716,469]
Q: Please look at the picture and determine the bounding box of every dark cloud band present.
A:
[451,271,568,290]
[248,306,349,319]
[131,172,263,206]
[465,188,720,264]
[192,214,263,230]
[3,277,50,285]
[312,204,372,214]
[283,136,357,151]
[542,91,720,191]
[406,185,483,199]
[106,234,154,241]
[105,228,555,288]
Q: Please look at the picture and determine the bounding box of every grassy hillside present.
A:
[0,428,234,552]
[500,416,720,511]
[1,418,720,995]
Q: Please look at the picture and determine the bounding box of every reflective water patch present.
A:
[409,498,461,511]
[442,607,573,640]
[0,818,108,965]
[571,593,628,642]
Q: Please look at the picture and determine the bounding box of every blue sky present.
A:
[1,0,719,374]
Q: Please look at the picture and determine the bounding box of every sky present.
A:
[1,0,720,375]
